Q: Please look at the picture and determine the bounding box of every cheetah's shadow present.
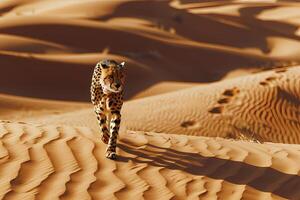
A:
[117,142,300,199]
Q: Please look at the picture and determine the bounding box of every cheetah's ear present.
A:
[119,62,125,68]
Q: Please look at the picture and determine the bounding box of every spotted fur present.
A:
[91,59,125,160]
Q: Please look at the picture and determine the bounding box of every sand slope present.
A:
[122,66,300,144]
[27,66,300,144]
[132,81,200,99]
[1,0,300,100]
[0,93,88,121]
[0,121,299,200]
[0,0,300,199]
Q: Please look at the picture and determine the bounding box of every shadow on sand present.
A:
[117,143,300,199]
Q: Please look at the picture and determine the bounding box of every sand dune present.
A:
[0,51,158,100]
[0,121,299,199]
[0,0,300,199]
[121,66,300,144]
[0,34,71,53]
[0,93,87,121]
[132,81,200,99]
[27,66,300,144]
[1,0,300,100]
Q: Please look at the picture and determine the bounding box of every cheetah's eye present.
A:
[101,63,109,69]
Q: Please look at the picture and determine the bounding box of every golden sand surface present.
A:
[0,0,300,199]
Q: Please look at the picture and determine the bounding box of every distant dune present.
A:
[0,0,300,199]
[0,0,299,101]
[27,66,300,144]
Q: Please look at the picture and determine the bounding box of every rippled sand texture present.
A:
[0,121,300,200]
[0,0,300,200]
[28,66,300,144]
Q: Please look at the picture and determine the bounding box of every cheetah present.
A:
[90,59,125,160]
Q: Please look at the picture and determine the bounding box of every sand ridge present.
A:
[0,121,299,200]
[0,93,88,121]
[1,0,300,100]
[0,0,300,199]
[25,66,300,144]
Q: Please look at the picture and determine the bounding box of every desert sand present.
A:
[0,0,300,199]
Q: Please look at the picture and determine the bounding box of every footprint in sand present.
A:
[259,72,285,86]
[259,76,276,86]
[259,81,268,86]
[274,68,287,74]
[217,98,230,104]
[208,106,224,114]
[259,66,289,86]
[180,120,200,129]
[17,121,28,124]
[0,120,12,123]
[222,87,240,97]
[209,87,240,114]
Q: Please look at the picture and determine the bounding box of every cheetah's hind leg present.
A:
[105,151,117,160]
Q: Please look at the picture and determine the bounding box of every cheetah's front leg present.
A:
[105,111,121,160]
[95,111,110,144]
[94,102,110,144]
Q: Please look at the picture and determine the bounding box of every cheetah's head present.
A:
[99,59,125,93]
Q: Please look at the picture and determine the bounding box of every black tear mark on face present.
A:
[100,59,112,69]
[101,63,109,69]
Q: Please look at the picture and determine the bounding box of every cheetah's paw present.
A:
[105,151,117,160]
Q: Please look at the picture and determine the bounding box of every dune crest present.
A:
[0,0,300,199]
[25,66,300,144]
[1,0,300,100]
